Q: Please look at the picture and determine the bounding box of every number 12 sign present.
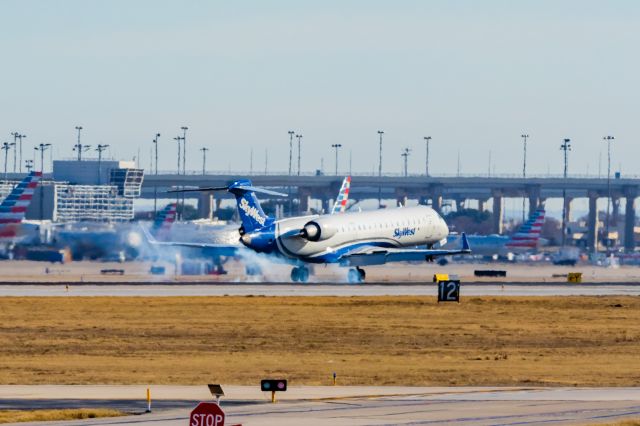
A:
[438,280,460,303]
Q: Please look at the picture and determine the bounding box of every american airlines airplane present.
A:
[157,178,470,283]
[444,208,545,258]
[0,171,43,244]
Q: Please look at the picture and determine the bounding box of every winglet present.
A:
[461,232,471,253]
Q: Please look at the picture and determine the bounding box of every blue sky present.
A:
[1,0,638,177]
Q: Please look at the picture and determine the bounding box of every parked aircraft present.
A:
[0,171,43,244]
[157,179,470,282]
[444,208,545,258]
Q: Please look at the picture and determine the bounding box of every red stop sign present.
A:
[189,402,225,426]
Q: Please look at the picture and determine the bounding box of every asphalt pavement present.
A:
[3,386,640,425]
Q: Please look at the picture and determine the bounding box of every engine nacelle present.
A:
[301,220,337,242]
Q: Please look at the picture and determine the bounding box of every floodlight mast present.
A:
[521,133,529,222]
[560,138,571,247]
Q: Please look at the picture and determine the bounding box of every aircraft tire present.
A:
[290,267,300,282]
[356,267,366,282]
[348,268,360,284]
[298,267,310,283]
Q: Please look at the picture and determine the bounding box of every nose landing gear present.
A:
[348,267,366,283]
[291,266,310,283]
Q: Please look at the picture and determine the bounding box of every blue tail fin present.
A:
[228,179,274,233]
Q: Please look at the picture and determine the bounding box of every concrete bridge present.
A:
[141,173,640,252]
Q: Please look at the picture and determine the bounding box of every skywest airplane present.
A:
[161,179,470,283]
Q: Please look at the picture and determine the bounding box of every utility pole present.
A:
[424,136,431,176]
[331,143,342,176]
[401,148,411,177]
[288,131,294,176]
[250,148,253,175]
[603,135,615,251]
[11,132,26,173]
[25,159,33,172]
[1,143,10,180]
[521,133,530,222]
[96,144,109,184]
[377,130,384,207]
[200,147,209,175]
[560,138,571,247]
[296,134,302,176]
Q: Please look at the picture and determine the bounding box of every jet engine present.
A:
[301,220,337,242]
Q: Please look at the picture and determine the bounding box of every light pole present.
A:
[1,143,10,180]
[296,134,302,176]
[521,133,529,222]
[152,133,160,215]
[424,136,431,176]
[152,133,160,175]
[24,159,33,172]
[173,136,182,218]
[331,143,342,176]
[288,131,294,176]
[34,143,51,172]
[603,135,615,250]
[377,130,384,207]
[200,147,209,175]
[180,126,188,175]
[96,144,109,184]
[560,138,571,247]
[74,126,83,160]
[34,143,51,220]
[11,132,26,173]
[401,148,411,177]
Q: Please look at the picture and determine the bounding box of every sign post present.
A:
[437,279,460,303]
[261,379,287,403]
[189,402,225,426]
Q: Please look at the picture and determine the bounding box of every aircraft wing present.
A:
[340,233,471,266]
[141,224,242,256]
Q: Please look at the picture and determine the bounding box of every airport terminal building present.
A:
[22,160,144,222]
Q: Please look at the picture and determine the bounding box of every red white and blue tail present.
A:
[330,176,351,215]
[506,208,545,249]
[152,203,177,240]
[0,171,42,225]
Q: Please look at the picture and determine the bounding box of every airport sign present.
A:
[189,402,225,426]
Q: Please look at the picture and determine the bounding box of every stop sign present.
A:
[189,402,225,426]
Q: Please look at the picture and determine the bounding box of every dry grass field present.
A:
[0,296,639,386]
[0,409,123,424]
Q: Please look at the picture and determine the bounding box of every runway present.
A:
[1,283,639,297]
[4,386,640,425]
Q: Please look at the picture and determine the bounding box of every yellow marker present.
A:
[567,272,582,283]
[146,388,151,412]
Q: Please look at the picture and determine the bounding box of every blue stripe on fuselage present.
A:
[291,240,399,264]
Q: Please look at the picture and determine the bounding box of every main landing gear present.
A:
[348,267,366,284]
[291,266,310,283]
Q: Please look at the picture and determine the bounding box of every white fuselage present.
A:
[274,206,449,262]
